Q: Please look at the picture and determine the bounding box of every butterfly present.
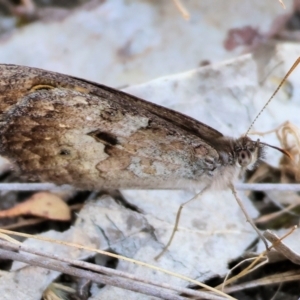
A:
[0,62,293,255]
[0,64,268,190]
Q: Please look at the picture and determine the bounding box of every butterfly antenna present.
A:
[246,57,300,136]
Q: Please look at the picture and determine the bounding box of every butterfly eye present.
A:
[237,150,251,167]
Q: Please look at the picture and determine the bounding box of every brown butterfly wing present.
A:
[0,64,222,189]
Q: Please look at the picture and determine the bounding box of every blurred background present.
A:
[0,0,297,87]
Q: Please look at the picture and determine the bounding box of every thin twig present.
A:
[235,183,300,191]
[0,239,225,300]
[278,0,286,9]
[0,229,234,300]
[0,183,73,191]
[264,228,300,265]
[0,182,300,191]
[0,248,187,300]
[172,0,190,20]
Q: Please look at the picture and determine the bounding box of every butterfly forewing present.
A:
[0,64,223,189]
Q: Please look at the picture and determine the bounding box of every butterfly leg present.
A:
[229,183,268,250]
[155,184,211,260]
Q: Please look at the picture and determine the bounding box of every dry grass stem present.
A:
[224,270,300,294]
[264,228,300,264]
[172,0,190,20]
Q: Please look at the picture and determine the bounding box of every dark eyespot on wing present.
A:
[88,130,118,146]
[59,149,71,156]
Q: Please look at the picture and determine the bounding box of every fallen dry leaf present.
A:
[0,192,71,221]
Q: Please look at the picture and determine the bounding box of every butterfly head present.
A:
[234,137,264,170]
[234,136,291,171]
